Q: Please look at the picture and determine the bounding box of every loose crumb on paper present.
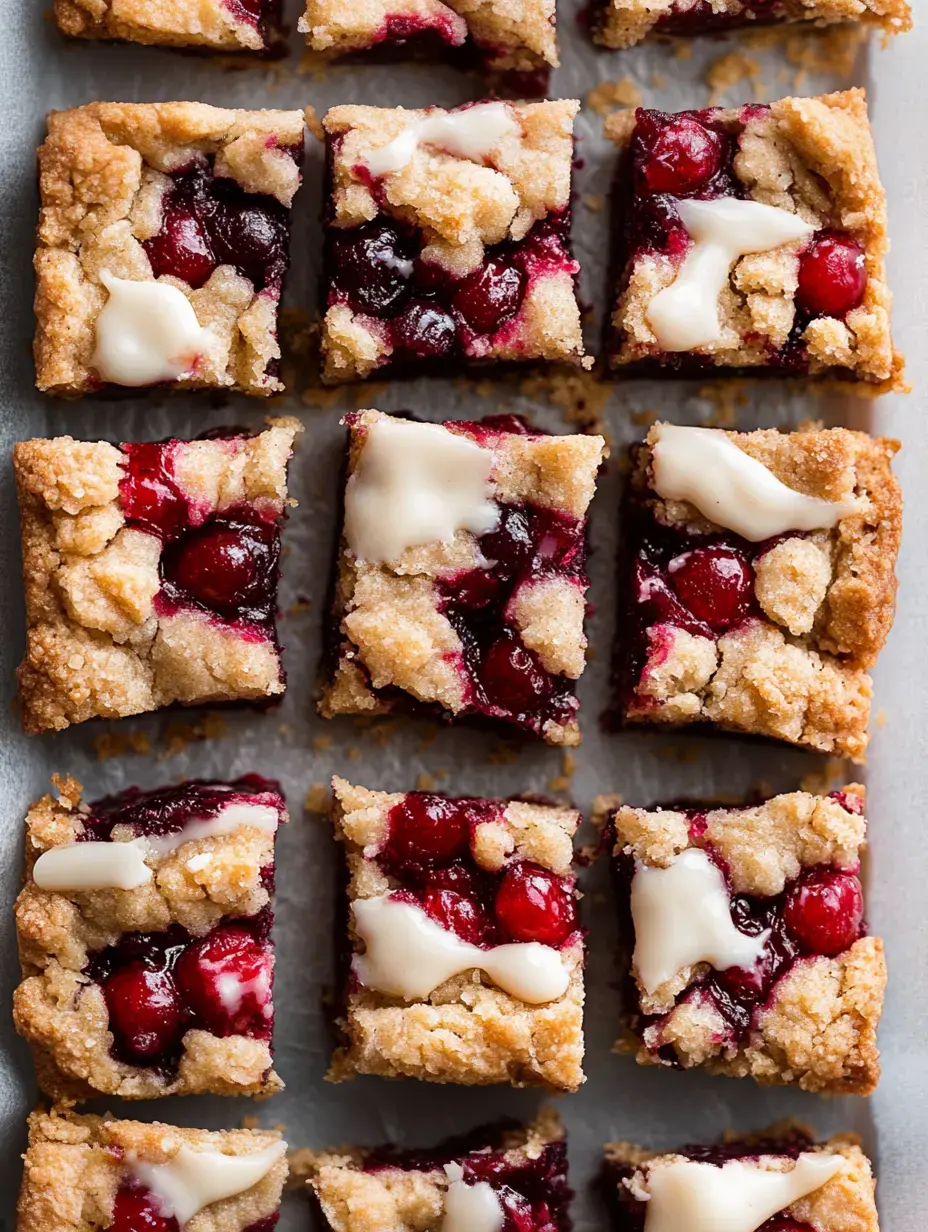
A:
[93,729,152,761]
[874,708,888,728]
[159,712,228,758]
[547,752,577,795]
[587,78,643,117]
[705,50,763,103]
[698,381,750,428]
[799,758,847,796]
[582,194,604,213]
[520,370,613,436]
[305,783,330,815]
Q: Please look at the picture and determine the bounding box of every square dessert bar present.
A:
[321,100,588,384]
[308,1111,571,1232]
[605,90,905,390]
[300,0,557,92]
[54,0,284,52]
[594,0,910,50]
[35,102,304,397]
[13,774,286,1100]
[600,786,885,1094]
[321,410,605,747]
[15,420,300,734]
[18,1110,287,1232]
[603,1123,878,1232]
[616,422,901,761]
[329,778,585,1089]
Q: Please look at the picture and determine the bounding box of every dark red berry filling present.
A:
[368,792,577,953]
[796,233,867,319]
[88,910,274,1073]
[80,776,283,844]
[652,0,785,36]
[110,1184,179,1232]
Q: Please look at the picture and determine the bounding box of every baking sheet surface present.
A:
[0,3,925,1226]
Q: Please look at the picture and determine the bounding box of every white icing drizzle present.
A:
[31,803,279,893]
[352,895,571,1004]
[91,271,208,386]
[442,1163,505,1232]
[363,102,520,177]
[631,848,769,995]
[344,417,499,563]
[131,1141,286,1227]
[642,1153,844,1232]
[651,423,861,542]
[645,198,815,352]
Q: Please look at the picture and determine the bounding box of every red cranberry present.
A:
[667,546,754,630]
[110,1185,179,1232]
[166,520,275,614]
[494,862,576,945]
[479,634,553,713]
[452,258,525,334]
[102,962,186,1062]
[175,925,273,1037]
[144,206,216,289]
[423,888,489,946]
[119,443,189,541]
[386,794,470,865]
[796,233,867,319]
[784,870,864,957]
[391,301,458,359]
[759,1220,811,1232]
[479,505,535,579]
[209,198,288,287]
[638,114,723,195]
[330,220,412,315]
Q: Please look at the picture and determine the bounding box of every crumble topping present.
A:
[53,0,274,50]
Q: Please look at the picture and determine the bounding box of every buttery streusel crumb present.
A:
[53,0,282,51]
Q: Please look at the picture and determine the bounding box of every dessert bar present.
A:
[594,0,911,51]
[15,419,300,734]
[17,1109,287,1232]
[54,0,285,53]
[605,90,904,390]
[13,774,286,1100]
[300,0,557,94]
[308,1111,571,1232]
[603,1123,879,1232]
[321,410,605,746]
[329,778,584,1089]
[600,787,885,1094]
[321,100,588,384]
[35,102,304,396]
[615,422,901,761]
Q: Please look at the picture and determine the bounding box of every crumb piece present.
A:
[92,729,153,761]
[305,783,330,814]
[587,79,643,117]
[706,51,763,103]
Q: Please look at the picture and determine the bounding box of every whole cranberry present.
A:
[144,206,216,289]
[391,300,458,359]
[109,1185,179,1232]
[667,546,754,630]
[479,635,553,713]
[423,888,489,946]
[386,794,470,865]
[452,258,525,335]
[175,925,273,1037]
[120,443,188,541]
[784,870,864,956]
[330,220,412,314]
[102,962,186,1063]
[165,520,277,615]
[637,113,723,195]
[495,862,576,945]
[479,505,535,579]
[209,198,288,287]
[796,233,867,319]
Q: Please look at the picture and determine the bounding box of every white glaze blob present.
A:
[31,803,279,893]
[352,895,571,1004]
[631,848,769,994]
[132,1141,286,1226]
[642,1152,844,1232]
[645,197,815,351]
[344,417,499,563]
[91,271,208,386]
[651,423,861,542]
[441,1163,505,1232]
[364,102,520,176]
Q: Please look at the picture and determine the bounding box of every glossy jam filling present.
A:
[109,1185,280,1232]
[326,212,576,367]
[374,10,466,47]
[119,438,282,632]
[611,105,868,372]
[371,792,578,950]
[364,1132,572,1232]
[654,0,785,35]
[79,776,283,843]
[144,157,295,292]
[613,797,865,1057]
[87,909,274,1072]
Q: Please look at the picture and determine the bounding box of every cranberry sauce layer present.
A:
[612,798,865,1057]
[609,105,868,373]
[653,0,790,36]
[370,792,578,951]
[363,1125,572,1232]
[119,437,283,634]
[87,909,274,1073]
[143,151,297,292]
[224,0,286,51]
[80,776,284,843]
[110,1184,280,1232]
